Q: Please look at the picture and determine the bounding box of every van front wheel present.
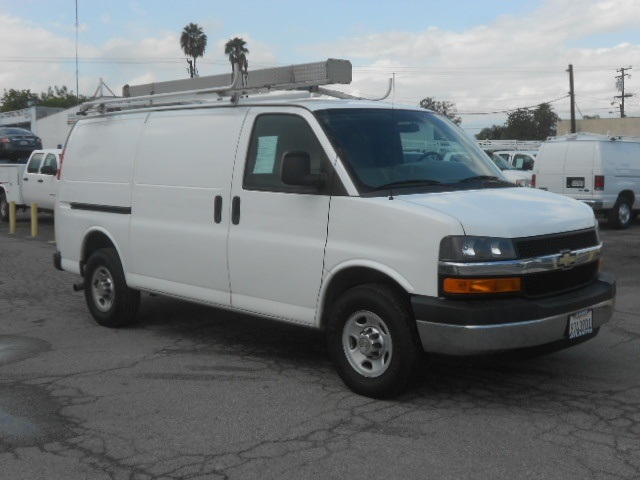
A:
[608,197,632,229]
[84,248,140,327]
[327,284,421,398]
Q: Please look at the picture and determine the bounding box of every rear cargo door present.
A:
[563,141,595,199]
[535,142,567,194]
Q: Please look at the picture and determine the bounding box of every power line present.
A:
[0,56,230,66]
[457,95,569,115]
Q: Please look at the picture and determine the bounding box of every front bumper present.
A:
[412,272,615,355]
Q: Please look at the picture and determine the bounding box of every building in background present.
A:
[556,118,640,137]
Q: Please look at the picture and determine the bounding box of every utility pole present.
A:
[567,64,576,133]
[75,0,79,105]
[614,67,632,118]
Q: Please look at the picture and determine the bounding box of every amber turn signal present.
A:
[443,277,522,294]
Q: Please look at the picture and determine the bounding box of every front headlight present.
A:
[439,236,517,262]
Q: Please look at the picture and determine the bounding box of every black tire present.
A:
[84,248,140,328]
[0,191,8,223]
[608,197,633,229]
[327,283,421,398]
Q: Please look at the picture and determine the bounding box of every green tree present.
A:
[1,86,88,112]
[505,108,536,140]
[419,97,462,125]
[477,124,508,140]
[224,37,249,76]
[39,85,87,109]
[180,23,208,78]
[476,103,558,140]
[532,103,558,139]
[1,88,37,111]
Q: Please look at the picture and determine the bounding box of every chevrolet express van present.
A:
[534,133,640,228]
[53,61,615,397]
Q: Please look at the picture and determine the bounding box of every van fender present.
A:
[316,259,415,328]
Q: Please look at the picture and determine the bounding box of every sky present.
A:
[1,0,639,134]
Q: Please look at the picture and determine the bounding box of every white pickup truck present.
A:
[0,149,62,222]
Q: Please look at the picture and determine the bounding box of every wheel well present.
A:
[618,190,635,206]
[81,231,116,276]
[319,267,410,330]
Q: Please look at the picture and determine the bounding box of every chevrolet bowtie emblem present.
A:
[557,251,578,270]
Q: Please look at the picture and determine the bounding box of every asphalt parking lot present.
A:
[1,212,639,480]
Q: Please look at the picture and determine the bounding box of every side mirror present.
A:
[281,151,325,189]
[40,165,58,176]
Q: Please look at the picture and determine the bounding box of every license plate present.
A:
[568,309,593,339]
[19,140,28,145]
[567,178,584,188]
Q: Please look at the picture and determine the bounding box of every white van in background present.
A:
[534,133,640,228]
[53,60,615,398]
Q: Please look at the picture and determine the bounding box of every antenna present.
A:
[75,0,79,105]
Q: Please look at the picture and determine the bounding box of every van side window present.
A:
[244,114,333,194]
[26,153,43,173]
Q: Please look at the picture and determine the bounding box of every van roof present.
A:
[547,132,640,143]
[76,93,427,119]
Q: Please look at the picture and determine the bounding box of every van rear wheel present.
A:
[327,283,421,398]
[84,248,140,327]
[608,197,632,229]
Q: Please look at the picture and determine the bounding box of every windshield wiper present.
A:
[458,175,503,183]
[373,179,443,190]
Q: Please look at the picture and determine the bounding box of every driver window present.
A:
[244,114,334,194]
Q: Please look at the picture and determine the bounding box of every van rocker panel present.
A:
[412,272,615,355]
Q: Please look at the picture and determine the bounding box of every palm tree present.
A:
[180,23,207,78]
[224,37,249,82]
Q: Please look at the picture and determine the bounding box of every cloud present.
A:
[299,0,640,129]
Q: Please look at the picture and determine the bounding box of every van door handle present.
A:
[37,179,44,183]
[214,195,222,223]
[231,196,241,225]
[23,177,28,181]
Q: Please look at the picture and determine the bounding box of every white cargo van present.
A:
[534,133,640,228]
[53,60,615,398]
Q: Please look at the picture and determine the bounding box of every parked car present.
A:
[494,150,537,171]
[0,127,42,161]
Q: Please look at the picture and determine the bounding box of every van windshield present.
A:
[315,108,509,195]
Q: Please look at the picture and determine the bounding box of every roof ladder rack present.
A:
[78,59,354,115]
